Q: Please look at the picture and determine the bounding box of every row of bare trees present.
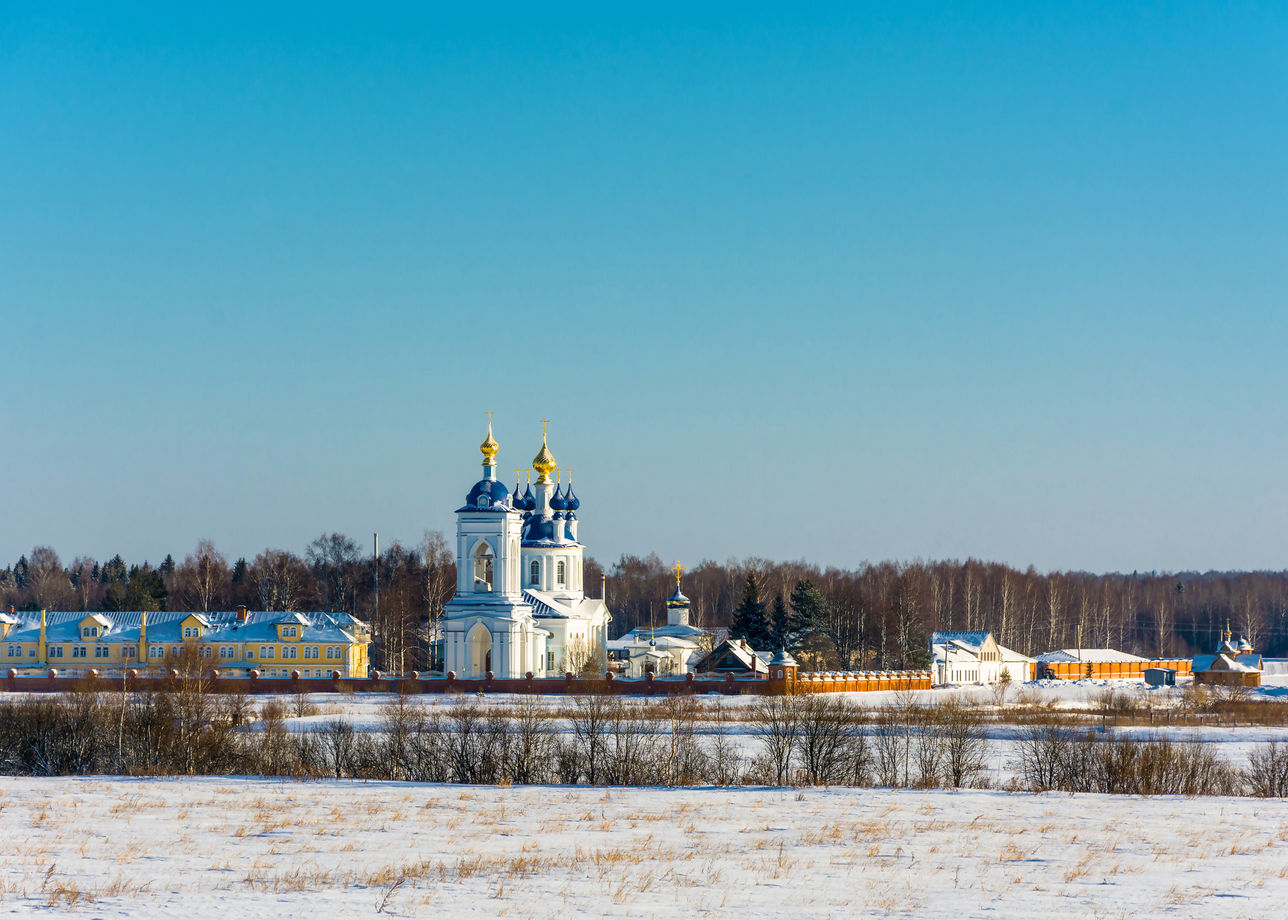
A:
[7,543,1288,671]
[7,689,1288,797]
[602,555,1288,665]
[0,536,455,673]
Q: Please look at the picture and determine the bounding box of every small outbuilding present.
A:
[1144,667,1177,687]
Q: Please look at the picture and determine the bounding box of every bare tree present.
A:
[180,539,229,612]
[27,546,71,610]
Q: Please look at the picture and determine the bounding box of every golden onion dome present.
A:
[532,430,557,482]
[479,415,499,466]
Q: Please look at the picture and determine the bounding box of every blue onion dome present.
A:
[464,478,510,509]
[564,486,580,512]
[520,485,536,511]
[550,484,569,512]
[667,585,690,608]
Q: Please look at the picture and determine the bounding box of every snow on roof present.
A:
[1036,648,1146,664]
[522,590,606,622]
[1193,652,1262,673]
[2,610,362,645]
[996,644,1033,663]
[931,631,992,652]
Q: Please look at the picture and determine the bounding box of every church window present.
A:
[200,646,213,658]
[557,561,566,587]
[473,543,494,591]
[547,650,555,672]
[529,560,540,585]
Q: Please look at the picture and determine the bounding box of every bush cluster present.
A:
[2,688,1285,797]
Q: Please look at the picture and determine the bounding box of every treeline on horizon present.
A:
[4,539,1288,670]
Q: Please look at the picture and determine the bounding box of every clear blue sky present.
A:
[3,2,1286,574]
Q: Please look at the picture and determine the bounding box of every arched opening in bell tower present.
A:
[472,542,494,592]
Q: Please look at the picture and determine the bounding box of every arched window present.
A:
[556,560,566,587]
[529,560,540,585]
[473,542,494,592]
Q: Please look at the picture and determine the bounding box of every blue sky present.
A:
[3,2,1287,573]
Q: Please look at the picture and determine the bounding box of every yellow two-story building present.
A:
[0,606,370,678]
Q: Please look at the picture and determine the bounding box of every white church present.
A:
[441,418,611,679]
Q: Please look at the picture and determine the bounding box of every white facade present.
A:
[931,631,1034,685]
[441,422,610,679]
[606,575,714,676]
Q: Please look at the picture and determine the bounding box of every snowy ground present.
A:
[231,678,1288,784]
[2,777,1288,918]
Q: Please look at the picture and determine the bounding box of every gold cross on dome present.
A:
[540,418,550,439]
[671,562,684,586]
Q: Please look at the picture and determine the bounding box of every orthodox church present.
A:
[441,419,611,679]
[606,563,719,676]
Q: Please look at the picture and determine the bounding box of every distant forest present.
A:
[4,539,1288,671]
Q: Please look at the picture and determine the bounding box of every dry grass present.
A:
[2,778,1287,918]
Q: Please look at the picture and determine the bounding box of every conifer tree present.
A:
[788,580,829,640]
[730,572,770,647]
[769,594,792,648]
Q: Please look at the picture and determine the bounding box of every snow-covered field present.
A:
[231,679,1288,784]
[3,776,1288,918]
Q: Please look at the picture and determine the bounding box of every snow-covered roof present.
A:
[996,644,1033,663]
[522,590,605,622]
[768,648,799,668]
[1,610,361,646]
[617,622,709,642]
[606,634,698,651]
[693,639,768,673]
[1035,648,1145,664]
[1192,653,1262,673]
[931,631,992,653]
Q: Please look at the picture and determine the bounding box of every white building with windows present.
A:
[607,564,716,676]
[931,631,1034,685]
[440,419,611,679]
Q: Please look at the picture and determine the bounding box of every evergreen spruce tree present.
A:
[101,554,127,585]
[788,579,829,643]
[769,594,792,648]
[730,572,770,648]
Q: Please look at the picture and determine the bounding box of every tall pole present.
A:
[373,532,380,629]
